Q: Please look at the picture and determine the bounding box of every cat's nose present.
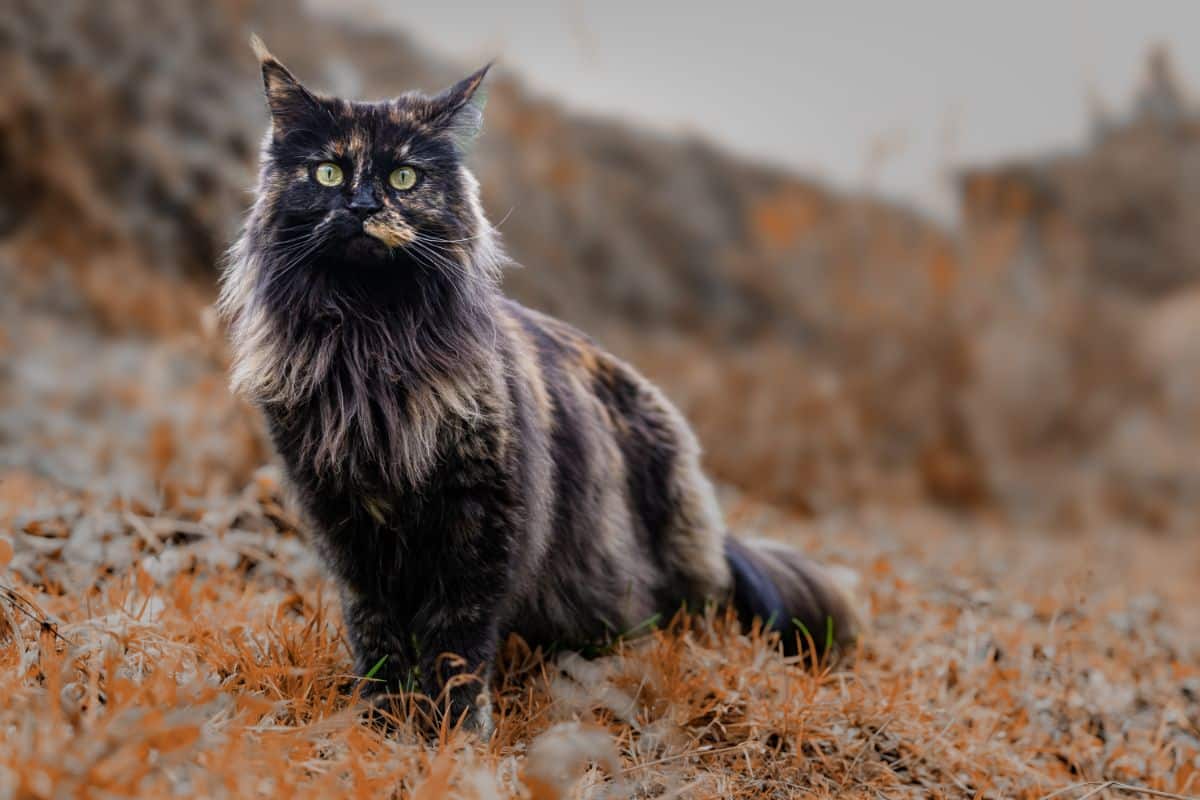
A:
[348,185,382,217]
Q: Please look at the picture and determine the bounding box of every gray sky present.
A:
[324,1,1200,220]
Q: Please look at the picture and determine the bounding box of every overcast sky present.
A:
[323,1,1200,220]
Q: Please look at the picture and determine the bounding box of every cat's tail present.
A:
[723,536,861,661]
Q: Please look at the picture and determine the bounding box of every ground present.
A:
[0,303,1198,799]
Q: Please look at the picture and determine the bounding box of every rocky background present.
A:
[7,1,1200,527]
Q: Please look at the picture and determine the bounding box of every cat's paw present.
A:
[462,688,495,742]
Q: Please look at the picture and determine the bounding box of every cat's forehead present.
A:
[283,96,429,164]
[316,95,441,155]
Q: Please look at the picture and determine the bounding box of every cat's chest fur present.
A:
[263,362,519,605]
[261,310,497,481]
[266,361,507,511]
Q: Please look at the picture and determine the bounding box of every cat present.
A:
[220,35,859,738]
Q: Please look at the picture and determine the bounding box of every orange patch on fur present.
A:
[362,217,414,248]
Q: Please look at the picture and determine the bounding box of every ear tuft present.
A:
[249,33,273,63]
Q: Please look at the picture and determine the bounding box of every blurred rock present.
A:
[3,2,1200,525]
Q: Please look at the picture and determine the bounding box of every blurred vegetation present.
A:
[4,0,1200,530]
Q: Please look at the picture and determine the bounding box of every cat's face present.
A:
[249,37,491,299]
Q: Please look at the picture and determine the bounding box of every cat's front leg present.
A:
[341,591,417,702]
[341,589,484,739]
[403,483,516,739]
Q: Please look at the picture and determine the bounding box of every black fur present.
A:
[222,39,859,737]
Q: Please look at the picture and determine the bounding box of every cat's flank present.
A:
[221,36,858,737]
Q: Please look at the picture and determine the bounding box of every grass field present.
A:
[1,306,1197,799]
[2,482,1196,798]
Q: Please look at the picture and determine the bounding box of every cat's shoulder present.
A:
[497,298,599,357]
[496,297,667,406]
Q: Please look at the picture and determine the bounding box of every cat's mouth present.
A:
[323,212,393,262]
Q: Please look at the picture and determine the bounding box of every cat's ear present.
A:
[426,64,492,150]
[250,34,324,129]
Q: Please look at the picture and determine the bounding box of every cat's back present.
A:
[495,297,684,446]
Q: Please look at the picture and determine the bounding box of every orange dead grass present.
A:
[1,471,1197,798]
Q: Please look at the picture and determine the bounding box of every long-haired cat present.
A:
[221,36,858,737]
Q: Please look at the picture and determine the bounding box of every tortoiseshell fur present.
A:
[221,38,858,737]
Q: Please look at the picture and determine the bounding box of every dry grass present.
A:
[1,477,1197,799]
[1,302,1197,799]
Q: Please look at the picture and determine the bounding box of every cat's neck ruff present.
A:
[223,236,502,489]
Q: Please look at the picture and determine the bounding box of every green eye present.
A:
[389,166,419,191]
[314,162,343,187]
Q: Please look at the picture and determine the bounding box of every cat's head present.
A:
[234,36,501,315]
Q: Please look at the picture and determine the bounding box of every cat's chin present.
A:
[341,234,392,265]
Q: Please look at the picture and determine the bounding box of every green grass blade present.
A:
[363,654,389,682]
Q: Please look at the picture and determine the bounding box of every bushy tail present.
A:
[724,536,860,660]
